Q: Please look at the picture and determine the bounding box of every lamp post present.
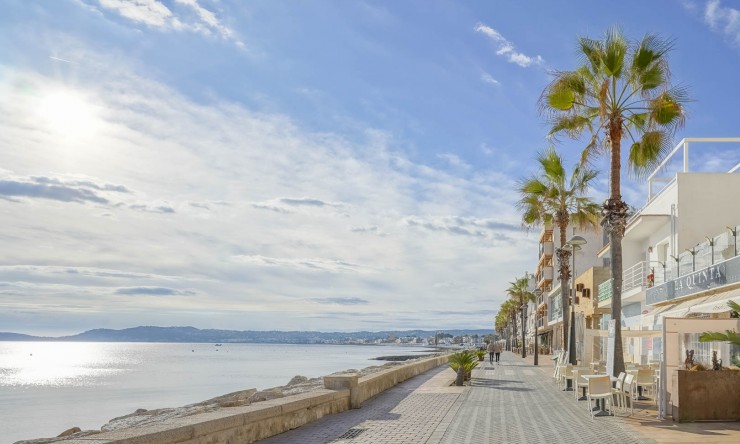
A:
[533,289,542,365]
[566,235,587,366]
[521,301,527,359]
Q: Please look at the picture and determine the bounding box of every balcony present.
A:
[537,267,553,288]
[597,260,667,304]
[539,241,553,259]
[598,280,611,303]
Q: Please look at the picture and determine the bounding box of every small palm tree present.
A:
[517,148,600,363]
[449,350,478,385]
[507,276,537,358]
[540,27,689,375]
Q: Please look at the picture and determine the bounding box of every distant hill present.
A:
[0,326,493,344]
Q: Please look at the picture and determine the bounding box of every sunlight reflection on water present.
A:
[0,342,137,387]
[0,342,431,443]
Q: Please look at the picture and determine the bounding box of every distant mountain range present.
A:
[0,326,493,344]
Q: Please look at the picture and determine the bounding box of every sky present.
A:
[1,1,739,336]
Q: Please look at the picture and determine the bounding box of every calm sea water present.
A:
[0,342,431,443]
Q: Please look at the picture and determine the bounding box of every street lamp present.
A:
[521,301,527,359]
[533,288,543,365]
[565,235,587,366]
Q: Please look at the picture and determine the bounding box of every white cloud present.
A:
[437,153,471,169]
[703,0,740,45]
[474,23,545,67]
[98,0,175,27]
[480,72,500,86]
[96,0,244,47]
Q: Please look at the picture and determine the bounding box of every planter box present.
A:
[672,370,740,422]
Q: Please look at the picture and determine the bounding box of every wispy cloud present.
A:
[702,0,740,45]
[96,0,244,47]
[233,255,366,273]
[0,175,128,204]
[481,72,500,86]
[311,297,369,305]
[437,153,471,169]
[403,215,519,240]
[115,286,195,296]
[474,23,544,67]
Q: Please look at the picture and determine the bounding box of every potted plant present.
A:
[449,351,479,386]
[475,350,486,361]
[672,301,740,422]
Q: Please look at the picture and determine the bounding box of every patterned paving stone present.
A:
[258,353,656,444]
[437,355,654,444]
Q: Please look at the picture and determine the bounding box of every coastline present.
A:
[14,351,445,443]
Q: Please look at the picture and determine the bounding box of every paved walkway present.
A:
[258,352,740,444]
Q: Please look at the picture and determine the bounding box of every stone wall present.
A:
[52,354,450,444]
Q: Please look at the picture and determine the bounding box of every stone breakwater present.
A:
[16,353,442,444]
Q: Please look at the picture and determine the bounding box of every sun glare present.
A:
[38,90,100,138]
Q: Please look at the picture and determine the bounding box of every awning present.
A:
[687,286,740,314]
[654,295,710,321]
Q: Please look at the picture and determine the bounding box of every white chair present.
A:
[552,351,565,381]
[635,369,657,404]
[586,375,613,419]
[572,367,591,400]
[610,372,626,411]
[559,364,573,390]
[622,373,636,414]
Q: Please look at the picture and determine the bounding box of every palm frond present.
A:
[627,131,673,179]
[603,26,627,78]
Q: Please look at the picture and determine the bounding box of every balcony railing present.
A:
[598,280,611,302]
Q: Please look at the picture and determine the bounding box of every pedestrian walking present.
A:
[494,341,502,363]
[487,341,495,364]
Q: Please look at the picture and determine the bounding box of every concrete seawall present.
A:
[51,354,450,444]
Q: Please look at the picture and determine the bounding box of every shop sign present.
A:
[646,254,740,305]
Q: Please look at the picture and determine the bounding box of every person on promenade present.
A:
[487,341,495,364]
[494,341,502,363]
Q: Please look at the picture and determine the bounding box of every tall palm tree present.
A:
[517,148,600,364]
[540,27,688,376]
[497,299,518,351]
[507,276,536,358]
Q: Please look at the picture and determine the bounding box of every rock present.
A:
[287,375,308,386]
[57,427,81,437]
[248,389,284,403]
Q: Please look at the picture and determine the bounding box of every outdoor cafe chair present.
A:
[635,369,657,404]
[621,373,636,414]
[586,375,613,419]
[559,364,573,390]
[610,372,626,411]
[552,351,565,380]
[572,367,592,400]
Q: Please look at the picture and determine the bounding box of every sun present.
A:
[39,90,100,138]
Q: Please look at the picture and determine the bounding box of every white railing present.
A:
[647,138,740,201]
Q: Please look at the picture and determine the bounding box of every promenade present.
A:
[258,351,740,444]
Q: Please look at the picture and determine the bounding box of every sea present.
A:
[0,341,432,443]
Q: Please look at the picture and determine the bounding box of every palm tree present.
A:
[540,27,688,376]
[517,148,600,364]
[497,299,518,351]
[507,276,537,358]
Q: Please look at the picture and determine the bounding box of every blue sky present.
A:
[1,0,739,335]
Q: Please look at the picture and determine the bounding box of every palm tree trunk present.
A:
[606,121,628,377]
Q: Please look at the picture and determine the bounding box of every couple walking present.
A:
[487,341,502,364]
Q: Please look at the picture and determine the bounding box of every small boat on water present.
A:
[215,344,222,346]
